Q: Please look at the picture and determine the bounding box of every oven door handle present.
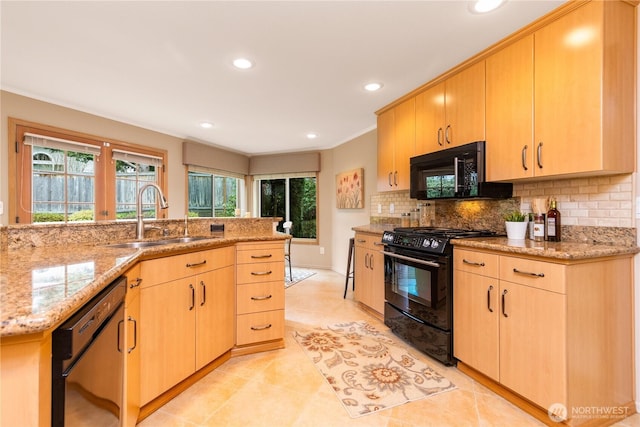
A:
[382,250,440,268]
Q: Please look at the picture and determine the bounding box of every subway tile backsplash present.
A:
[370,174,636,246]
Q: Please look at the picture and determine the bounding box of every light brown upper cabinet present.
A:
[415,61,485,155]
[377,97,415,192]
[487,0,635,181]
[486,36,535,181]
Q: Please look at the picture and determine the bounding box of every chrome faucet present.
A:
[136,183,169,240]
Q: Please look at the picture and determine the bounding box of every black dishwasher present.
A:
[51,276,126,427]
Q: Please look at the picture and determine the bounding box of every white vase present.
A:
[505,221,528,240]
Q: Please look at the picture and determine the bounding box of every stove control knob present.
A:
[431,239,440,249]
[422,238,431,248]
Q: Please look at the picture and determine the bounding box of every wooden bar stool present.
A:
[344,237,355,298]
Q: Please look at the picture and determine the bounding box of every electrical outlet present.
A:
[0,201,3,216]
[319,247,325,255]
[390,203,395,214]
[377,203,382,214]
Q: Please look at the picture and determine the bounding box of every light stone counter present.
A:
[1,231,287,337]
[451,236,640,260]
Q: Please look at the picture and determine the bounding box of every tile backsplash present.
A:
[370,173,636,246]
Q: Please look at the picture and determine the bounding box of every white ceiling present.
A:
[1,1,564,156]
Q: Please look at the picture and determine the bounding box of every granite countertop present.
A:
[351,224,395,234]
[451,237,640,260]
[0,232,287,338]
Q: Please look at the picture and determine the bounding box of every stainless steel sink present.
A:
[106,236,213,249]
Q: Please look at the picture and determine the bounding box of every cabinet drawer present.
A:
[499,256,565,294]
[237,246,285,264]
[237,262,284,284]
[454,249,499,278]
[237,281,284,314]
[354,233,384,251]
[236,310,285,345]
[140,246,235,288]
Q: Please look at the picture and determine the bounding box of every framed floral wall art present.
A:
[336,168,364,209]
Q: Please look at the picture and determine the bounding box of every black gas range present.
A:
[382,226,498,365]
[382,226,498,256]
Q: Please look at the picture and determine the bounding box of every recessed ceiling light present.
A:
[233,58,253,69]
[200,122,214,129]
[471,0,505,14]
[306,133,318,139]
[364,82,383,92]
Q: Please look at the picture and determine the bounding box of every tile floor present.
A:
[138,269,639,427]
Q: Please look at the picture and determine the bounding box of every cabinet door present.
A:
[445,61,485,147]
[499,281,567,410]
[195,266,235,370]
[534,2,613,177]
[353,241,371,304]
[377,108,395,191]
[123,266,141,427]
[453,270,499,381]
[486,36,534,181]
[140,277,195,404]
[393,97,415,190]
[415,82,445,154]
[369,245,385,315]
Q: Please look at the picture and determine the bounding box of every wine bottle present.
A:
[547,199,561,242]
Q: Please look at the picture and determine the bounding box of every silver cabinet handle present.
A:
[200,280,206,306]
[356,239,367,243]
[251,254,273,259]
[487,285,494,313]
[513,268,545,278]
[369,253,374,270]
[364,253,369,269]
[445,124,452,144]
[251,295,273,301]
[186,260,207,268]
[501,289,508,317]
[251,270,273,276]
[129,277,142,288]
[388,172,393,187]
[189,284,195,310]
[251,324,272,331]
[393,171,398,186]
[127,316,137,354]
[537,142,543,169]
[437,127,443,146]
[462,259,485,267]
[521,145,528,171]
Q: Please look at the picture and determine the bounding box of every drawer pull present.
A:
[463,259,485,267]
[487,285,494,313]
[251,295,273,301]
[513,268,545,278]
[186,260,207,268]
[251,324,272,331]
[129,277,142,288]
[251,254,273,259]
[501,289,508,317]
[251,270,273,276]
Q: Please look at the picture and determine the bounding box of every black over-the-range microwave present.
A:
[410,141,513,200]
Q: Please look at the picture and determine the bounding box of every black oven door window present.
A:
[386,253,449,319]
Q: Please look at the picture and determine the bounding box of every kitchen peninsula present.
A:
[0,217,288,427]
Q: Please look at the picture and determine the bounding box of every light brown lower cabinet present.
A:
[138,246,235,405]
[353,232,385,316]
[235,242,285,349]
[453,248,634,425]
[123,265,141,427]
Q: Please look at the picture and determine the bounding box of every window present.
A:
[187,168,245,217]
[10,120,167,224]
[255,174,317,239]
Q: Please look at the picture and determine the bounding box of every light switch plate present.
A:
[390,203,395,214]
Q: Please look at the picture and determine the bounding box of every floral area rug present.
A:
[292,321,456,418]
[284,267,316,288]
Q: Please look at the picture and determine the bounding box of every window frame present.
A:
[8,117,167,224]
[186,166,246,218]
[253,172,318,243]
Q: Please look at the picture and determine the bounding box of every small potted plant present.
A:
[504,211,528,240]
